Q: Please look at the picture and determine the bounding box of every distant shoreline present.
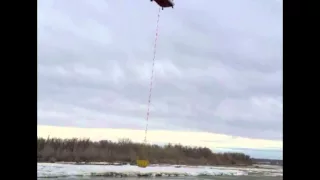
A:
[38,161,252,167]
[38,161,283,171]
[37,137,253,166]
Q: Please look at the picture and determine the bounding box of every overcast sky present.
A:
[37,0,283,157]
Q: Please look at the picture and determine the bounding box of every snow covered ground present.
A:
[37,163,282,178]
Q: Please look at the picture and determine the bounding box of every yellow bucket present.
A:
[136,160,149,168]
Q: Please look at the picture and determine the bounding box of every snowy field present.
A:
[37,163,282,178]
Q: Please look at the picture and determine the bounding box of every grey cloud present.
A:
[38,0,283,140]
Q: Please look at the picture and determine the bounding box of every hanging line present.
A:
[144,8,161,144]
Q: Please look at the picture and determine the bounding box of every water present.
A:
[37,163,282,180]
[39,177,282,180]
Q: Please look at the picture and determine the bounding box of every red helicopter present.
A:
[151,0,174,10]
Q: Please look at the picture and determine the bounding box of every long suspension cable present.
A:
[144,8,161,144]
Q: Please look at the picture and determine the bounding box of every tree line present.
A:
[37,137,252,166]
